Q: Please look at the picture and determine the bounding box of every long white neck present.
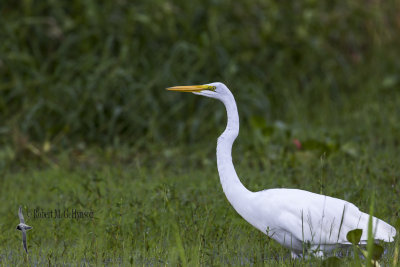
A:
[217,92,253,212]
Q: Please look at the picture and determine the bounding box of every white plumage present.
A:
[167,82,396,257]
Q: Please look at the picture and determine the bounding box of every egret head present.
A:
[167,82,230,101]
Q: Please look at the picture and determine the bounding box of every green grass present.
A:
[0,131,399,265]
[1,0,400,265]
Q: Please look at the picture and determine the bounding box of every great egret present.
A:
[167,82,396,257]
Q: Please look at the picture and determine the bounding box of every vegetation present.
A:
[0,0,399,265]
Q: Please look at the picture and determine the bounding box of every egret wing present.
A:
[269,189,395,245]
[252,188,396,248]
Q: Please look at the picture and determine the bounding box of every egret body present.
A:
[167,82,396,257]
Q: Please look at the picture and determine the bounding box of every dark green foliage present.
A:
[1,0,400,151]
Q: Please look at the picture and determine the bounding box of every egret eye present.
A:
[210,86,216,91]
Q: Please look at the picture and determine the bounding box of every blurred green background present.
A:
[0,1,400,264]
[1,0,399,160]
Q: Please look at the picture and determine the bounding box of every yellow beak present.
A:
[166,85,210,92]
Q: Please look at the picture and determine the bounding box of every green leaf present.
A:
[346,229,363,245]
[360,243,384,261]
[370,243,384,260]
[322,257,341,267]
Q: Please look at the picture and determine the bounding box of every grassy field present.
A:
[0,132,399,265]
[0,139,399,266]
[1,0,400,266]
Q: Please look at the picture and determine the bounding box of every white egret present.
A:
[167,82,396,257]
